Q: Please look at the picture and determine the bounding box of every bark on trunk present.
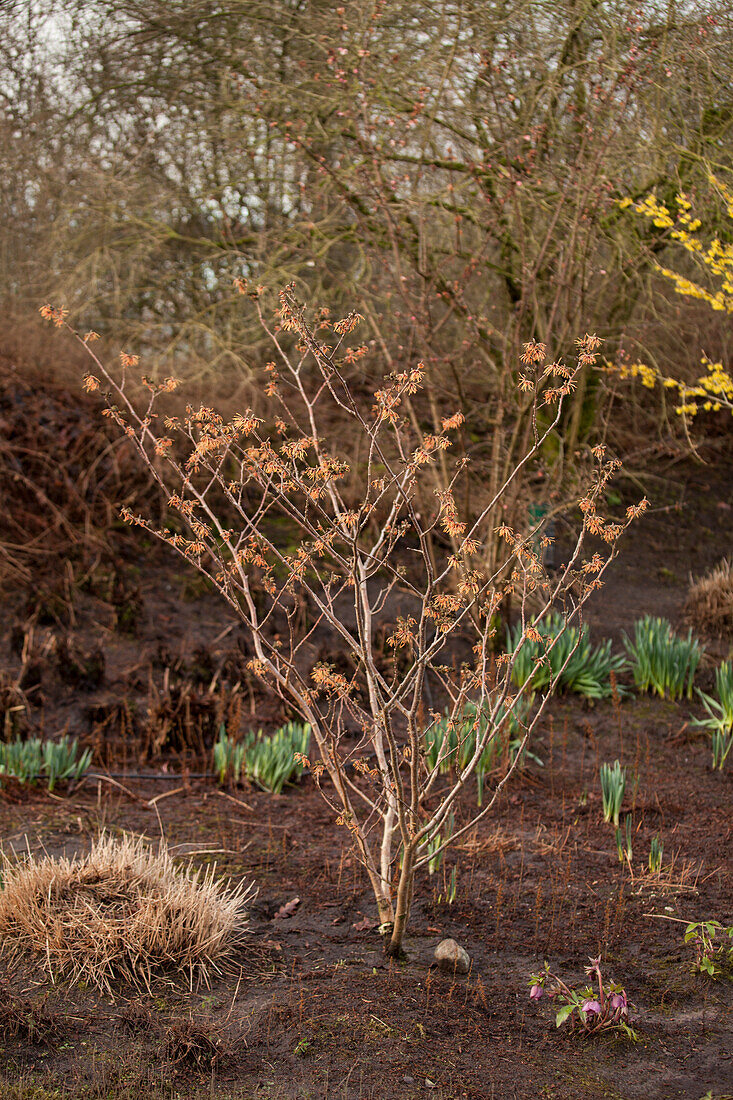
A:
[385,849,414,958]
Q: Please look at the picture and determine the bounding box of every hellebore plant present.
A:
[684,921,733,978]
[529,956,637,1040]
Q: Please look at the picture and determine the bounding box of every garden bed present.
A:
[0,406,732,1099]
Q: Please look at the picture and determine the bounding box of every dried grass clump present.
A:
[684,559,733,638]
[0,834,254,993]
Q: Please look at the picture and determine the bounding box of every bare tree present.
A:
[42,287,646,955]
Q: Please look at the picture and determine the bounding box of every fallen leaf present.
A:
[274,896,300,920]
[352,916,377,932]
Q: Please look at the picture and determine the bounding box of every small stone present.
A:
[433,938,470,974]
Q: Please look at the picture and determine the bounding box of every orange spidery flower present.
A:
[458,571,481,596]
[120,352,139,369]
[404,365,425,394]
[282,437,312,460]
[626,498,649,520]
[601,523,623,543]
[343,344,368,364]
[520,340,547,365]
[39,304,69,327]
[545,361,570,378]
[333,311,363,335]
[582,553,604,574]
[388,616,417,649]
[443,516,466,538]
[441,411,464,431]
[231,413,261,435]
[83,374,100,393]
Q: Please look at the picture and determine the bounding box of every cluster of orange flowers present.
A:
[311,663,353,699]
[426,591,463,632]
[435,489,466,540]
[373,364,425,424]
[387,615,417,649]
[39,304,68,327]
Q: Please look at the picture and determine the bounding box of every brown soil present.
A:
[0,381,732,1099]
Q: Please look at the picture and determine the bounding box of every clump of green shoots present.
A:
[425,813,458,906]
[506,612,626,699]
[600,760,626,828]
[43,737,93,792]
[427,812,455,875]
[692,661,733,770]
[213,726,247,786]
[0,737,91,791]
[0,739,43,784]
[710,727,733,771]
[422,698,538,807]
[624,616,701,701]
[648,835,664,874]
[615,814,633,867]
[214,722,311,794]
[246,721,311,793]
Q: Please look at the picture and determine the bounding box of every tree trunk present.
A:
[385,848,414,958]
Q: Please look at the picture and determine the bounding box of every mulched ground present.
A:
[0,377,732,1099]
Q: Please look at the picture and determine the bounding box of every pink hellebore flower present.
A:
[584,956,602,978]
[529,984,544,1001]
[582,999,601,1015]
[610,991,628,1015]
